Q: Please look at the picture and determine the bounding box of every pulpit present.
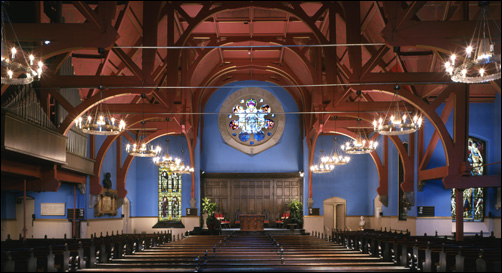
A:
[239,214,265,231]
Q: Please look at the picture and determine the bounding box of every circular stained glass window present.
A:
[218,87,285,155]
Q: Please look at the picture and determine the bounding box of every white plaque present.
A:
[41,203,66,216]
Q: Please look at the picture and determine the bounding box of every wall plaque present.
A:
[41,203,66,216]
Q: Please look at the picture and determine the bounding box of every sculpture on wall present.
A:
[94,172,118,217]
[102,172,112,189]
[359,216,366,230]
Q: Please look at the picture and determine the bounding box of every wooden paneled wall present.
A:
[202,173,302,223]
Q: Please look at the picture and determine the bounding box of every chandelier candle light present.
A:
[1,6,44,85]
[323,116,350,166]
[310,136,335,174]
[342,91,378,155]
[75,88,126,135]
[125,94,161,157]
[153,119,194,174]
[373,85,423,135]
[444,1,501,83]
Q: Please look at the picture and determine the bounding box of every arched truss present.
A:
[6,2,499,205]
[90,114,182,196]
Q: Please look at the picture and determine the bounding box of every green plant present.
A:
[287,199,304,227]
[201,197,218,228]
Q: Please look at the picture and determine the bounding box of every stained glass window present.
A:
[218,87,285,155]
[158,167,181,222]
[451,137,485,222]
[228,98,275,143]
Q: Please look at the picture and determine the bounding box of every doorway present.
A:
[323,197,347,234]
[16,196,34,239]
[334,203,346,230]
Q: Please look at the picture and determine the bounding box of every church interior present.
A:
[1,1,501,272]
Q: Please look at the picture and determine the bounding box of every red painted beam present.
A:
[418,127,424,164]
[419,94,454,170]
[72,1,104,31]
[444,85,469,189]
[382,19,501,53]
[418,166,448,182]
[103,103,168,114]
[376,136,388,197]
[41,76,143,89]
[57,169,86,184]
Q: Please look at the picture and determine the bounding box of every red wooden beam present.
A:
[382,19,501,53]
[111,47,145,81]
[142,2,162,81]
[344,2,362,80]
[41,76,142,89]
[72,1,104,31]
[47,89,74,113]
[419,93,454,170]
[57,169,86,184]
[376,136,389,198]
[418,126,424,164]
[418,166,448,182]
[89,135,95,160]
[443,85,469,189]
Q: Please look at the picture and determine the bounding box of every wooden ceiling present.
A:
[2,1,501,141]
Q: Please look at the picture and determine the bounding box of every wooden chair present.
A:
[214,211,231,229]
[275,210,290,228]
[262,210,270,228]
[234,209,242,228]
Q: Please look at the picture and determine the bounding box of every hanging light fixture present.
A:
[444,1,501,83]
[373,48,423,135]
[1,5,44,85]
[322,116,350,166]
[125,94,161,157]
[75,86,126,135]
[176,150,195,174]
[153,118,193,174]
[153,138,181,170]
[310,135,335,174]
[342,91,378,154]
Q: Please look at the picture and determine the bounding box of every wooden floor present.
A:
[78,233,409,272]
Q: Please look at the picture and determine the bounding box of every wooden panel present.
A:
[202,175,302,224]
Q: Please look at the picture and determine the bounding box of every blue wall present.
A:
[127,135,193,217]
[202,80,302,173]
[2,87,499,225]
[311,134,375,216]
[415,100,500,218]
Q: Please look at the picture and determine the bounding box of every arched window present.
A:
[158,168,182,222]
[451,137,485,222]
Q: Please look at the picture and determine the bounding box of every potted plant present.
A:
[287,199,304,228]
[201,197,217,229]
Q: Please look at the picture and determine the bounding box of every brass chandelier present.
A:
[1,5,44,85]
[75,88,126,135]
[341,91,378,155]
[322,117,350,166]
[125,94,161,157]
[310,135,335,174]
[444,1,501,84]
